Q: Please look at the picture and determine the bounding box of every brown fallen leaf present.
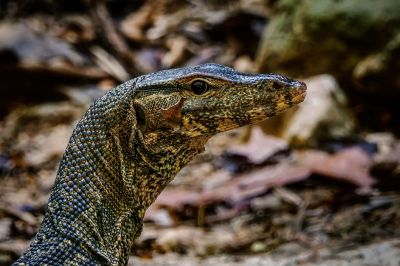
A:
[227,127,288,164]
[144,188,200,225]
[147,163,311,224]
[147,145,375,226]
[151,188,201,209]
[297,147,376,191]
[200,164,310,205]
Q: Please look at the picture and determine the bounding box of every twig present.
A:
[84,0,137,76]
[91,46,130,81]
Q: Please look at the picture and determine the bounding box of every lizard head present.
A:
[133,63,306,139]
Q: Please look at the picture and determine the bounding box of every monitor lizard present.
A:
[13,63,306,265]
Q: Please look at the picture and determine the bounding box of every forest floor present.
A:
[0,1,399,265]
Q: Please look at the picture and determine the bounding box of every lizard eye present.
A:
[191,80,208,95]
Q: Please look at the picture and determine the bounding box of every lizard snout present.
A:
[292,80,307,93]
[289,80,307,104]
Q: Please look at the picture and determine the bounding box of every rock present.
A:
[256,0,400,97]
[261,74,355,147]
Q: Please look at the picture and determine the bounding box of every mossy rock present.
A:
[256,0,400,96]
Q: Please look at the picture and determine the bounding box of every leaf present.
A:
[298,147,376,191]
[227,127,288,164]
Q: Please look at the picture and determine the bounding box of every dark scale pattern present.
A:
[13,64,306,265]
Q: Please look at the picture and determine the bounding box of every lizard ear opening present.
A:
[134,104,147,132]
[161,96,186,128]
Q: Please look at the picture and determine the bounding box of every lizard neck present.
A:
[135,130,208,182]
[17,80,207,265]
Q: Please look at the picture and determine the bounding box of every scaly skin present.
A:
[13,63,306,265]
